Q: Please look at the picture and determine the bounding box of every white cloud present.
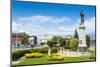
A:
[18,15,70,24]
[85,17,95,34]
[12,15,95,37]
[13,15,71,34]
[59,26,66,31]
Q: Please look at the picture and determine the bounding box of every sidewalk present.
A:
[12,56,25,65]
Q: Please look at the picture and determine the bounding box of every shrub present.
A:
[51,47,58,53]
[89,49,96,59]
[47,54,64,61]
[32,52,43,58]
[29,47,57,54]
[24,53,33,58]
[40,47,48,53]
[40,47,58,54]
[12,50,30,61]
[25,52,43,58]
[29,48,40,52]
[29,47,49,54]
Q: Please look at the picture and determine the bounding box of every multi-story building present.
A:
[12,33,23,45]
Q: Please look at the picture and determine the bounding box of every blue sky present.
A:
[12,0,96,37]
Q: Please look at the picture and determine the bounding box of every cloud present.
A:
[13,15,71,34]
[85,17,95,34]
[12,15,95,37]
[18,15,70,24]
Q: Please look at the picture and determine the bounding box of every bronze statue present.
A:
[80,10,84,25]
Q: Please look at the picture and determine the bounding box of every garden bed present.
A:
[13,54,95,66]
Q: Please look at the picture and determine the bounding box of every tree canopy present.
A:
[86,35,90,48]
[65,38,79,51]
[47,36,66,47]
[21,32,29,45]
[74,29,79,39]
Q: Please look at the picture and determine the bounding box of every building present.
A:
[40,34,54,47]
[28,36,37,47]
[12,33,23,45]
[66,35,72,39]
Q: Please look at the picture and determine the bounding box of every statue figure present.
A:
[80,10,84,25]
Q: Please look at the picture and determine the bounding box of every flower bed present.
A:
[25,52,43,58]
[47,54,64,61]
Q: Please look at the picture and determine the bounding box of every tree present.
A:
[40,42,45,46]
[50,36,66,47]
[74,29,79,39]
[65,38,79,51]
[86,35,90,48]
[21,32,29,45]
[59,37,66,47]
[47,36,66,54]
[70,38,79,51]
[47,40,55,55]
[47,40,55,47]
[65,39,71,49]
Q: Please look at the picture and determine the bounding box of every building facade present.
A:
[12,33,23,45]
[28,36,37,47]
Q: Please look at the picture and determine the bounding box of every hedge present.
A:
[12,50,30,61]
[89,49,96,59]
[12,47,58,61]
[29,47,58,54]
[29,47,48,53]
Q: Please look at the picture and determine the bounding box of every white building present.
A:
[40,34,54,47]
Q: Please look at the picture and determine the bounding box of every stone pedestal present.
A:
[78,24,87,53]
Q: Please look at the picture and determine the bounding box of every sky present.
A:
[12,0,96,38]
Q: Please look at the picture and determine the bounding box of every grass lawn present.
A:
[15,54,95,66]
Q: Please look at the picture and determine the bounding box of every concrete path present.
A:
[58,50,90,57]
[12,56,25,65]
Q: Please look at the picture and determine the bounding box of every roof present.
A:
[12,33,23,37]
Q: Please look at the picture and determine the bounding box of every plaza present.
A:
[12,10,96,66]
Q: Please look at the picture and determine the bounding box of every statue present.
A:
[80,10,84,25]
[78,10,87,53]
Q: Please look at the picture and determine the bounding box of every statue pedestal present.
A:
[78,25,87,53]
[78,46,87,53]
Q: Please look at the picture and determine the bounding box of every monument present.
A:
[78,10,87,53]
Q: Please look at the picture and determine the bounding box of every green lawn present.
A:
[15,54,95,66]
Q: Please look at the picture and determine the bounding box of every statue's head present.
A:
[80,10,84,16]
